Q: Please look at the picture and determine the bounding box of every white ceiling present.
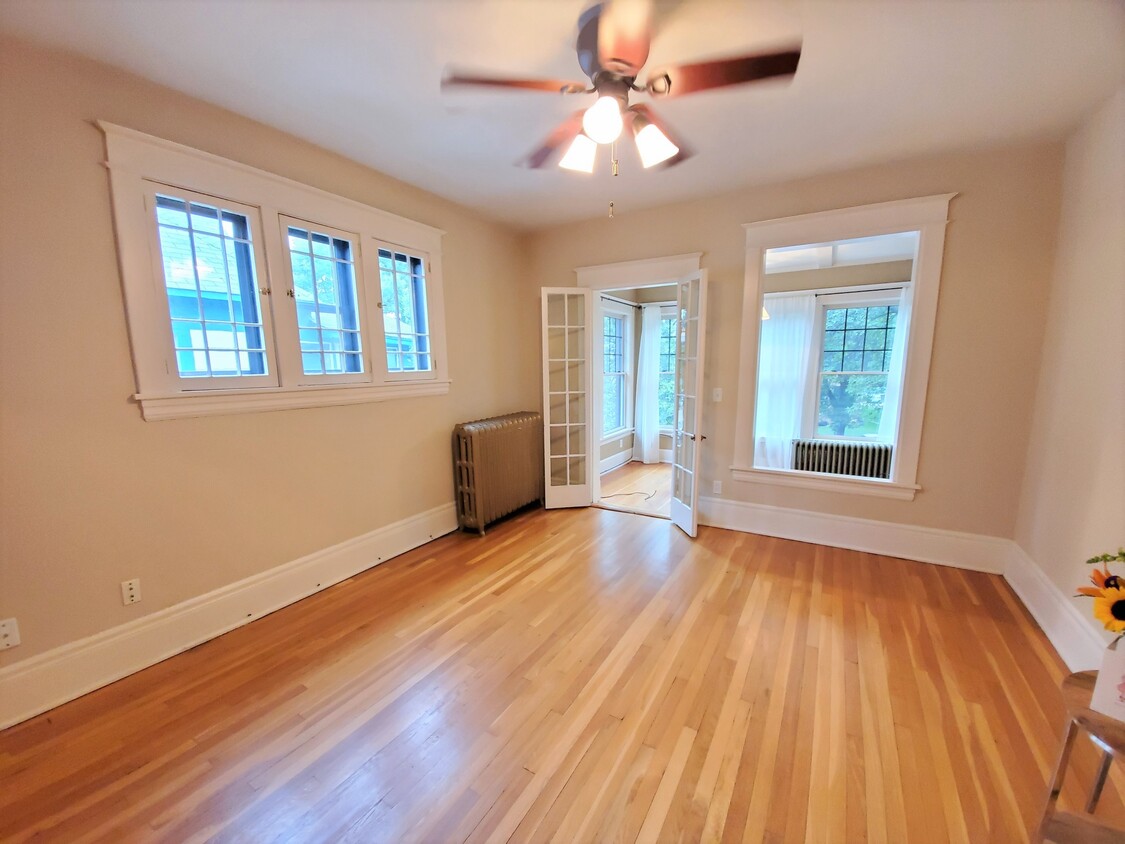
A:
[2,0,1122,230]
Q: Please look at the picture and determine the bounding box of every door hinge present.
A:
[259,287,271,296]
[286,289,295,298]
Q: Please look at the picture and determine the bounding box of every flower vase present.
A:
[1090,638,1125,719]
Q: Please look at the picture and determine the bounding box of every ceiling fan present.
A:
[442,0,801,173]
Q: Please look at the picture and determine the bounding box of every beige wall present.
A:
[1015,88,1125,621]
[763,259,914,294]
[528,142,1065,537]
[0,38,537,664]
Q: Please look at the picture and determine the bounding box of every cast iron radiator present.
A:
[452,411,544,535]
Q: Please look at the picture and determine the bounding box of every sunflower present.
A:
[1093,587,1125,633]
[1077,566,1122,598]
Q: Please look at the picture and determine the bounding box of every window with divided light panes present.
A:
[378,249,432,373]
[602,313,627,435]
[285,224,364,376]
[815,299,899,439]
[658,312,677,427]
[103,122,450,420]
[154,194,272,383]
[546,292,587,487]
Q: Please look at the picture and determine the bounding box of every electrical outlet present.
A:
[121,578,141,605]
[712,387,723,402]
[712,480,722,495]
[618,438,624,448]
[0,618,20,650]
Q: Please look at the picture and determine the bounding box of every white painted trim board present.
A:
[0,503,458,730]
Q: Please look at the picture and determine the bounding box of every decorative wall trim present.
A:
[0,503,458,730]
[575,252,702,290]
[698,495,1008,573]
[1003,543,1106,672]
[136,380,452,420]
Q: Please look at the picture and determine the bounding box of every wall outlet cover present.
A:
[0,618,20,650]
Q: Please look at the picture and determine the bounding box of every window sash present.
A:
[377,247,433,376]
[602,310,630,436]
[807,290,904,442]
[278,215,371,386]
[144,184,278,390]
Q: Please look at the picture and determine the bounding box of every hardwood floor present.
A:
[599,461,672,519]
[2,507,1123,842]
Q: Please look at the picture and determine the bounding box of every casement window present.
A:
[602,307,630,436]
[658,308,677,428]
[102,122,449,420]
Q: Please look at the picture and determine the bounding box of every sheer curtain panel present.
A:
[633,304,662,464]
[754,293,816,468]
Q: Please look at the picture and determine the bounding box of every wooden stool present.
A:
[1036,671,1125,843]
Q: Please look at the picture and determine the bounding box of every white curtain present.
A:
[633,304,662,464]
[754,293,817,468]
[878,286,912,442]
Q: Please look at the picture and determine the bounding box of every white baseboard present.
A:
[1003,543,1106,672]
[697,496,1108,672]
[0,503,458,730]
[600,451,633,474]
[698,496,1009,573]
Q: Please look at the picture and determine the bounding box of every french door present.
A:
[540,275,706,535]
[540,288,593,508]
[670,270,708,536]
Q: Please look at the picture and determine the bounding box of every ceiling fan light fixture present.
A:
[558,132,598,173]
[582,95,624,145]
[634,121,679,168]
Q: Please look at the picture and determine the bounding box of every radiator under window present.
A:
[791,439,892,479]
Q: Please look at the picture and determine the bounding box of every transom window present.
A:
[603,313,627,435]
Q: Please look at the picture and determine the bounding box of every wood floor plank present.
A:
[2,506,1121,843]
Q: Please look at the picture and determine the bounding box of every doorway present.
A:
[595,284,677,519]
[541,261,708,537]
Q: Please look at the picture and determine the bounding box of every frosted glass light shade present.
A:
[559,133,597,173]
[634,122,678,168]
[582,96,623,144]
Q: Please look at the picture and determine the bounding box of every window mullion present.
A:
[259,206,302,387]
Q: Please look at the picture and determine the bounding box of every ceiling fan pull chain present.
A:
[611,140,619,177]
[609,201,615,219]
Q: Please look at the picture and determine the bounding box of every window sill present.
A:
[600,427,635,446]
[729,465,919,500]
[135,380,451,421]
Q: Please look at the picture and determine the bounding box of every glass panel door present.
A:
[541,288,593,508]
[671,271,708,536]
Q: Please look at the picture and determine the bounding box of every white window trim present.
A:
[600,300,634,441]
[731,194,955,499]
[101,122,450,419]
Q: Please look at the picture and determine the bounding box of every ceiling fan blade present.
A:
[630,104,693,168]
[646,45,801,97]
[597,0,654,76]
[442,69,587,95]
[524,110,587,169]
